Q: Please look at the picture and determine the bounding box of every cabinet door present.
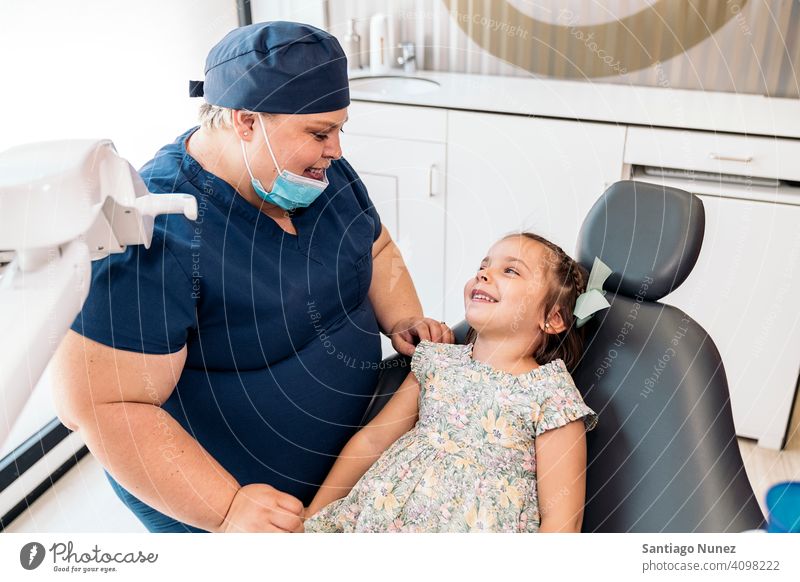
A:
[445,111,626,323]
[662,195,800,449]
[342,133,447,330]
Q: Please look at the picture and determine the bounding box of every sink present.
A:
[349,75,440,96]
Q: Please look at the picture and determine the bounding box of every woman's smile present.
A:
[303,167,326,180]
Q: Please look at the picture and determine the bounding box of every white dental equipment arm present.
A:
[0,140,197,447]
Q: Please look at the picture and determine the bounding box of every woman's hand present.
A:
[389,317,454,356]
[291,507,309,533]
[217,484,305,533]
[293,505,326,532]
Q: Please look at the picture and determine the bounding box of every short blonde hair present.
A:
[197,102,235,130]
[197,103,270,131]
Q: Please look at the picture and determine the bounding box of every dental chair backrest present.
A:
[572,180,763,532]
[361,180,765,532]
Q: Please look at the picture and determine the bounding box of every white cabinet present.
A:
[343,103,447,357]
[342,133,446,320]
[443,111,627,323]
[344,101,798,449]
[659,193,800,450]
[625,124,800,450]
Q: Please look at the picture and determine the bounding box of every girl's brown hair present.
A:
[465,232,589,371]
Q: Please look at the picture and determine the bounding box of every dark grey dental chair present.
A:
[361,180,765,533]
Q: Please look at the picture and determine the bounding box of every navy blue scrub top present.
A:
[71,127,384,530]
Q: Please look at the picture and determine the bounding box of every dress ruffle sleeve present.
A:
[410,339,436,383]
[532,366,598,437]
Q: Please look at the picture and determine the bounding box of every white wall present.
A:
[251,0,326,29]
[324,0,800,99]
[0,0,237,455]
[0,0,332,458]
[0,0,238,168]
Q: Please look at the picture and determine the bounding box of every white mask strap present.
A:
[257,114,282,173]
[240,139,256,181]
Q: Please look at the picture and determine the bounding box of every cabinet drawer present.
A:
[625,126,800,182]
[345,101,447,142]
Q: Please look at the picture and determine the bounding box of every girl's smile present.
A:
[463,235,551,337]
[470,288,499,303]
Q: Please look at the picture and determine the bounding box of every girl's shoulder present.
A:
[415,339,468,355]
[468,353,571,387]
[517,358,578,391]
[410,340,470,379]
[527,358,570,382]
[527,360,599,435]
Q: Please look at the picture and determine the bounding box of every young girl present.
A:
[303,233,600,533]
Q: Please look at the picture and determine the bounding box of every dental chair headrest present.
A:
[575,180,705,302]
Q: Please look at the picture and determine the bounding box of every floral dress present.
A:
[304,340,598,533]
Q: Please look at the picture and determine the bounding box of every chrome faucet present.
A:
[397,42,417,74]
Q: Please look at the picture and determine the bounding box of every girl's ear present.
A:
[543,307,567,335]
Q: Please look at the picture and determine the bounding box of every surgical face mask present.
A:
[240,115,329,211]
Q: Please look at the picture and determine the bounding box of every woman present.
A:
[53,21,451,533]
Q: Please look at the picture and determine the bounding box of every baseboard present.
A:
[0,419,88,530]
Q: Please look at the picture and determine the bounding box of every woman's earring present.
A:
[243,131,249,136]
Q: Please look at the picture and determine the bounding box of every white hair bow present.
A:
[573,257,613,328]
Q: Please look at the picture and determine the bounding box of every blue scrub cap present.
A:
[190,21,350,114]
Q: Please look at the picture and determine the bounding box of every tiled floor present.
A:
[6,394,799,533]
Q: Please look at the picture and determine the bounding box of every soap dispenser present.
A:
[343,18,361,71]
[369,13,391,74]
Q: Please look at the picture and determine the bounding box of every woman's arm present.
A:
[306,372,421,517]
[52,331,304,533]
[368,224,453,355]
[534,420,589,533]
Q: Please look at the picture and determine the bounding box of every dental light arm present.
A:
[0,140,198,446]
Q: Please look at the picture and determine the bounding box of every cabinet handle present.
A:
[428,164,438,197]
[709,153,753,164]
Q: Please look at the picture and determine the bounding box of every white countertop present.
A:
[349,70,800,140]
